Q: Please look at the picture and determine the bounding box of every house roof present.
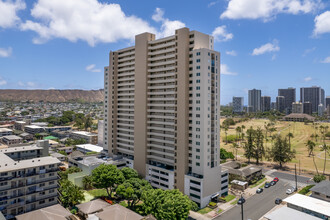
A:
[76,199,110,215]
[310,180,330,196]
[95,204,143,220]
[284,113,315,120]
[16,204,72,220]
[264,206,320,220]
[283,194,330,216]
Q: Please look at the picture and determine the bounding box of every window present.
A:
[190,186,201,192]
[196,155,200,159]
[196,66,200,69]
[196,73,200,76]
[190,180,201,185]
[196,107,200,111]
[196,59,200,63]
[196,93,200,97]
[196,162,200,166]
[196,142,200,145]
[190,193,200,199]
[196,114,200,118]
[196,100,200,104]
[196,79,200,83]
[196,148,200,152]
[196,121,200,125]
[196,52,200,56]
[196,86,200,90]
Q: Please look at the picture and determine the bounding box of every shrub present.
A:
[298,185,315,195]
[223,118,236,126]
[70,208,77,215]
[313,174,326,183]
[220,148,234,160]
[209,202,217,206]
[226,135,239,143]
[241,163,248,168]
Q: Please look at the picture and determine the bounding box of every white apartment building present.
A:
[103,28,227,207]
[0,128,13,137]
[0,141,60,219]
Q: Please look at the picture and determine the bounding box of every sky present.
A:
[0,0,330,105]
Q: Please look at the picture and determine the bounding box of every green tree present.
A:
[231,143,239,161]
[142,189,198,220]
[116,178,152,209]
[82,175,94,190]
[121,167,139,180]
[306,140,318,175]
[267,135,296,169]
[220,148,234,160]
[59,179,84,208]
[321,143,329,175]
[91,164,125,199]
[243,127,255,163]
[84,115,93,131]
[223,124,229,144]
[252,128,265,165]
[287,132,294,148]
[59,166,82,179]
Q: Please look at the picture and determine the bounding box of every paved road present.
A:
[215,181,290,220]
[264,169,313,187]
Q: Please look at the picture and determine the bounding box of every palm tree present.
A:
[224,125,229,145]
[287,132,294,149]
[235,126,242,143]
[231,143,239,161]
[321,143,329,175]
[306,140,318,175]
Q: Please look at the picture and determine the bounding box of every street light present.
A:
[238,194,245,220]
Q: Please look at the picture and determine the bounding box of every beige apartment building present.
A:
[103,27,227,207]
[0,141,60,219]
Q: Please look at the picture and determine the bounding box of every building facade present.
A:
[292,102,303,114]
[278,88,296,114]
[276,96,285,113]
[300,86,325,113]
[70,131,98,145]
[232,97,244,113]
[261,96,271,112]
[248,89,261,113]
[103,28,226,207]
[303,102,313,115]
[0,141,60,219]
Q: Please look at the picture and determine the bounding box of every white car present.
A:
[286,186,297,194]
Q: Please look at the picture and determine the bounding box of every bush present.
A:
[298,185,315,195]
[313,174,326,183]
[223,118,236,126]
[241,163,248,168]
[226,135,239,143]
[70,209,77,215]
[220,148,234,160]
[208,202,217,206]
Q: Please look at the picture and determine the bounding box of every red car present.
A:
[273,177,279,182]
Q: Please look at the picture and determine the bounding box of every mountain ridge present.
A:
[0,89,104,102]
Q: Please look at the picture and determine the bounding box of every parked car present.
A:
[273,177,279,182]
[270,181,276,186]
[275,198,282,204]
[286,186,297,194]
[256,188,263,194]
[265,182,271,188]
[237,198,246,204]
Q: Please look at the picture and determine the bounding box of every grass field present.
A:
[220,119,330,174]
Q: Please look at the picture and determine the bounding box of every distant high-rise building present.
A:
[276,96,285,113]
[278,88,296,114]
[104,28,227,207]
[326,96,330,109]
[261,96,271,112]
[303,102,313,115]
[232,97,244,113]
[292,102,303,114]
[300,86,325,113]
[318,104,324,116]
[271,102,276,110]
[248,89,261,113]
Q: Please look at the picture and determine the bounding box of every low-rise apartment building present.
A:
[24,125,45,135]
[0,141,60,219]
[70,131,98,145]
[14,122,26,131]
[1,135,23,146]
[0,129,12,137]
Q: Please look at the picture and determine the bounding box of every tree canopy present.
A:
[266,135,296,168]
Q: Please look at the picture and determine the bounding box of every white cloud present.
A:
[152,8,185,38]
[18,81,39,88]
[252,40,280,56]
[86,64,101,73]
[304,76,312,82]
[0,47,12,58]
[18,81,24,86]
[0,0,25,28]
[271,54,277,60]
[226,50,237,56]
[302,47,316,57]
[221,64,237,75]
[212,26,233,42]
[0,77,7,86]
[26,82,36,87]
[20,0,157,46]
[320,56,330,63]
[208,1,218,8]
[221,0,321,21]
[313,11,330,36]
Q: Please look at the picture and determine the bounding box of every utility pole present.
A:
[295,164,298,191]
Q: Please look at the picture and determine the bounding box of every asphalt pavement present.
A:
[264,168,313,187]
[215,180,290,220]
